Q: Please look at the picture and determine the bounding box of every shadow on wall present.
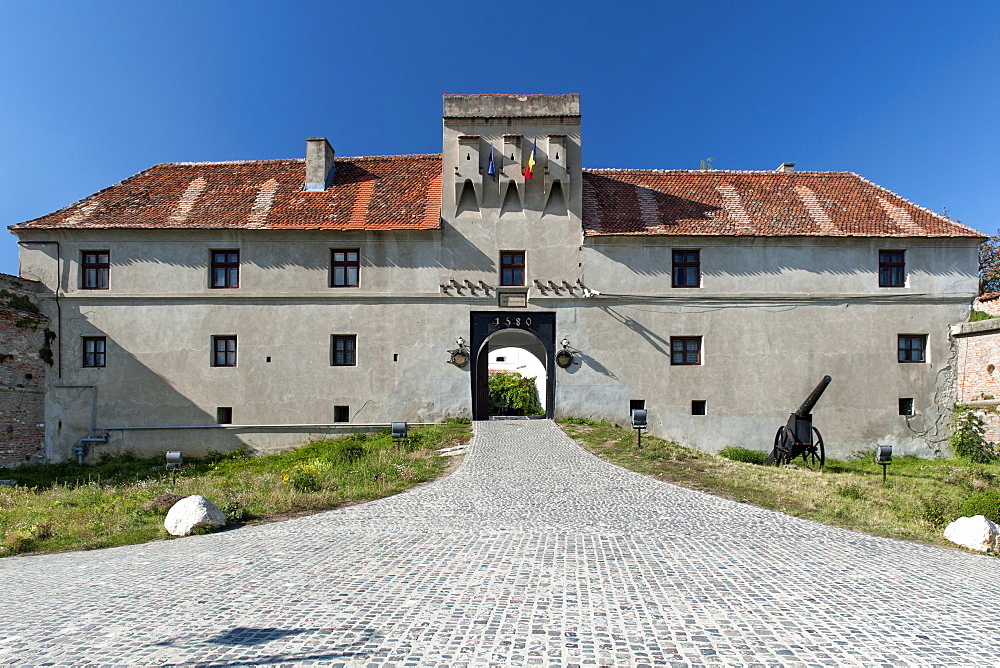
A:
[600,306,672,357]
[587,242,969,282]
[54,332,245,462]
[47,223,492,275]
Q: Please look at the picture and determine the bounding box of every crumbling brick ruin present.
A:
[0,273,47,466]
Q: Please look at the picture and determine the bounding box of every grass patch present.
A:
[558,418,1000,548]
[0,421,471,557]
[718,446,768,466]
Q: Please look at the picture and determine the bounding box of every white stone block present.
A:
[944,515,1000,553]
[164,495,227,537]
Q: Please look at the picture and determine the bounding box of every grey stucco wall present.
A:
[14,228,979,462]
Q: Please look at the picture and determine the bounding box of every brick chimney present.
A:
[304,137,336,192]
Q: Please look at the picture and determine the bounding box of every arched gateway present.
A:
[470,312,556,420]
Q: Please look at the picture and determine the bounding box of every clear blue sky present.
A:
[2,1,997,276]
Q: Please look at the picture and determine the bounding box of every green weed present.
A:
[959,490,1000,524]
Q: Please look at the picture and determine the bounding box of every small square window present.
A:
[898,335,926,363]
[82,337,106,367]
[82,251,110,290]
[217,407,233,424]
[672,250,700,288]
[333,405,350,423]
[500,251,525,286]
[331,249,360,287]
[692,400,707,415]
[211,250,240,288]
[879,250,905,287]
[898,398,914,416]
[332,335,356,366]
[670,337,702,365]
[213,336,237,367]
[630,399,645,412]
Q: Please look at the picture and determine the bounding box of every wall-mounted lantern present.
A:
[449,336,469,368]
[556,338,574,369]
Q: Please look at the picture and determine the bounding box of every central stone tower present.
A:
[442,94,582,222]
[440,94,584,292]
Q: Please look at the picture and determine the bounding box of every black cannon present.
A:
[767,375,831,469]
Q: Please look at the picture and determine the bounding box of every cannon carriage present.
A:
[767,375,831,470]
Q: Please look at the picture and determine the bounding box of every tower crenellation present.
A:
[441,94,582,221]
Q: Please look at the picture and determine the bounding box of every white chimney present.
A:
[776,162,795,173]
[304,137,336,191]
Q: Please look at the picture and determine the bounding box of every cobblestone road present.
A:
[2,419,999,666]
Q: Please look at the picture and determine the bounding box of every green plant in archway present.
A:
[488,371,544,416]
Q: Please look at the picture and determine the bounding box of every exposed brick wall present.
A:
[0,273,47,466]
[974,295,1000,318]
[954,320,1000,443]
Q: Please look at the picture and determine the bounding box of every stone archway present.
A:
[470,312,556,420]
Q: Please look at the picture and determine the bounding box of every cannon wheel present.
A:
[800,426,826,470]
[767,426,794,466]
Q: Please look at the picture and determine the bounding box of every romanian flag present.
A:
[523,140,536,179]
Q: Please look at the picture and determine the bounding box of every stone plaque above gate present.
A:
[497,287,528,308]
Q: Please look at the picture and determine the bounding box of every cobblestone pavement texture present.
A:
[2,419,999,666]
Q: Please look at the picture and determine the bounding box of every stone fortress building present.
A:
[8,94,984,463]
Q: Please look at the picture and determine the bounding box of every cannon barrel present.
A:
[794,375,832,417]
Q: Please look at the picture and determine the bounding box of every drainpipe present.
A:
[103,422,435,431]
[17,240,62,378]
[54,384,109,463]
[72,434,110,464]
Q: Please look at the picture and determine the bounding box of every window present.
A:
[331,250,360,287]
[82,337,106,368]
[333,405,350,423]
[217,407,233,424]
[691,400,707,415]
[332,335,356,366]
[211,250,239,288]
[82,251,110,289]
[213,336,237,367]
[500,251,525,286]
[672,250,700,288]
[670,337,702,365]
[898,335,926,363]
[899,398,914,416]
[879,250,905,287]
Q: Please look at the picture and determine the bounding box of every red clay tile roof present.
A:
[581,170,982,238]
[12,155,443,232]
[12,157,982,239]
